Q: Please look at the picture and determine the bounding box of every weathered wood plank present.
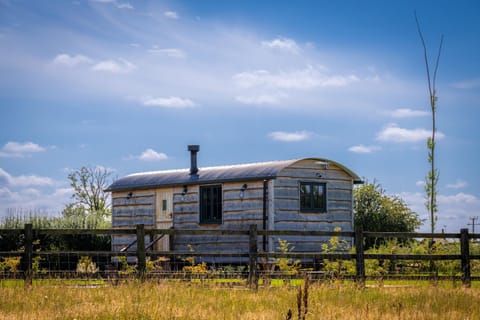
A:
[112,197,155,206]
[278,167,352,181]
[274,212,352,222]
[173,214,199,224]
[223,189,264,201]
[274,177,352,188]
[112,207,155,216]
[273,221,352,231]
[112,190,156,198]
[112,218,155,227]
[173,235,250,245]
[327,189,353,201]
[223,200,263,211]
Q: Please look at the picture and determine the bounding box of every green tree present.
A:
[354,181,422,248]
[60,166,113,251]
[67,166,112,219]
[415,13,443,234]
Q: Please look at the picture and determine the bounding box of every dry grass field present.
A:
[1,281,479,319]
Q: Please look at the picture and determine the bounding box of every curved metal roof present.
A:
[106,158,362,192]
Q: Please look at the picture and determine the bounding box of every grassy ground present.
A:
[1,281,479,319]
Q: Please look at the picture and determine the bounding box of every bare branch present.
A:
[414,12,433,98]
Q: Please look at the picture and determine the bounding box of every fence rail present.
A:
[0,224,478,288]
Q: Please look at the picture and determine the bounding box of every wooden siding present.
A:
[111,190,155,252]
[272,159,354,252]
[172,181,267,252]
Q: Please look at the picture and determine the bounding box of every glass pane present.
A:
[300,184,311,209]
[313,184,324,209]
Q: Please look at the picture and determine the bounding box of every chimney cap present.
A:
[188,145,200,152]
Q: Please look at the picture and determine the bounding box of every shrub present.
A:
[76,256,99,274]
[276,239,301,275]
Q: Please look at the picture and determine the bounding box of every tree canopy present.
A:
[354,181,423,248]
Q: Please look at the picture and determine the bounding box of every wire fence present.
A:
[1,224,479,287]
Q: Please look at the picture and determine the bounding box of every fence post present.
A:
[248,224,258,289]
[23,223,33,287]
[460,228,471,288]
[136,224,146,279]
[354,225,365,286]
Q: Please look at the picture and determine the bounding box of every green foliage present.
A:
[321,227,355,278]
[183,262,208,274]
[146,257,169,271]
[115,256,137,276]
[354,181,422,248]
[76,256,99,274]
[361,239,480,277]
[0,256,21,273]
[275,239,301,275]
[60,204,111,229]
[32,256,47,275]
[0,213,111,252]
[67,166,112,214]
[182,245,209,274]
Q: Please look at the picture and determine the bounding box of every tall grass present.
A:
[1,282,479,319]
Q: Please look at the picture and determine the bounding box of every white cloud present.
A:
[447,179,467,189]
[52,54,93,67]
[127,149,168,162]
[90,0,133,9]
[438,192,479,205]
[451,78,480,89]
[233,66,359,90]
[148,47,185,58]
[390,108,429,118]
[164,11,179,19]
[268,131,311,142]
[141,96,196,108]
[235,93,287,105]
[348,144,381,154]
[398,191,480,232]
[261,37,299,54]
[91,59,136,73]
[3,141,45,153]
[0,168,54,187]
[52,54,135,74]
[376,123,445,143]
[0,141,46,158]
[52,187,75,198]
[115,2,133,9]
[0,186,73,216]
[416,180,425,187]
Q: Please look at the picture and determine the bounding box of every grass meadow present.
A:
[1,281,480,319]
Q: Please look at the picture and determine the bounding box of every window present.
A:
[200,185,223,223]
[300,182,326,212]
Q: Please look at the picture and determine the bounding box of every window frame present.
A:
[299,181,327,213]
[199,184,223,224]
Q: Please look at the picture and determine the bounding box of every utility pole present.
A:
[468,216,479,234]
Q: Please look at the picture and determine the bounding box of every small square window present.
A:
[300,182,326,212]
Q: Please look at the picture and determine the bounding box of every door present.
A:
[155,189,173,251]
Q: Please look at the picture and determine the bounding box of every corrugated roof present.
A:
[106,158,362,192]
[106,160,296,192]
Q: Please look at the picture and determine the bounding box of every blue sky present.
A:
[1,0,479,232]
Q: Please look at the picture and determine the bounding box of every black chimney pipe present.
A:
[188,145,200,175]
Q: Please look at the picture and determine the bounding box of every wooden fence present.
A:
[1,224,479,287]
